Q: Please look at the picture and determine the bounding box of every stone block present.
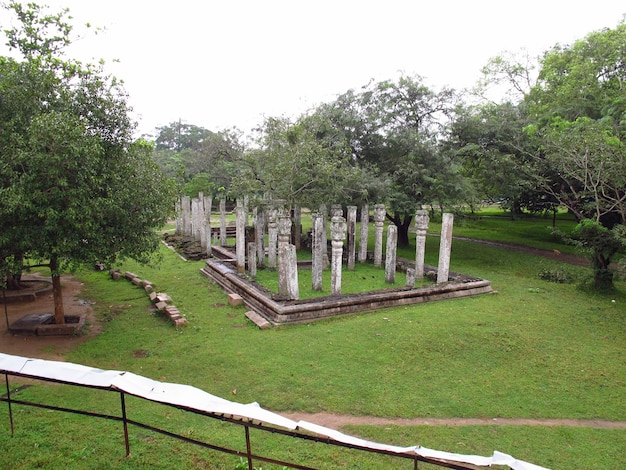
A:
[131,277,143,286]
[149,292,158,302]
[245,311,271,330]
[144,284,154,293]
[228,293,243,306]
[155,301,167,311]
[173,318,188,327]
[125,271,138,280]
[156,293,172,303]
[110,270,122,280]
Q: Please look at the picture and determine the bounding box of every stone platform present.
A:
[9,313,86,336]
[201,246,494,327]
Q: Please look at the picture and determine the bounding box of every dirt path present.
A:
[280,412,626,430]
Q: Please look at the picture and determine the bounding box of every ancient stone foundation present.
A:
[200,245,493,327]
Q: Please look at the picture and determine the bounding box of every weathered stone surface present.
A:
[385,225,398,284]
[330,216,347,295]
[373,204,386,267]
[245,310,271,329]
[155,301,167,311]
[228,293,244,306]
[236,200,246,274]
[347,206,357,270]
[311,213,324,291]
[200,257,493,327]
[359,203,369,263]
[173,318,188,327]
[414,209,430,282]
[437,213,454,284]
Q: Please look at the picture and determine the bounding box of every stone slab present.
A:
[9,313,54,335]
[245,311,271,330]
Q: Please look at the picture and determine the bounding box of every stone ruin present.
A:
[171,195,493,327]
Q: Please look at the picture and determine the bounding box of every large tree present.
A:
[525,20,626,289]
[153,121,243,197]
[230,114,365,211]
[0,2,177,323]
[315,75,465,246]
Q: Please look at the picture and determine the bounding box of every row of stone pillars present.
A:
[177,196,454,302]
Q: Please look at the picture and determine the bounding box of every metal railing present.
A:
[2,370,481,469]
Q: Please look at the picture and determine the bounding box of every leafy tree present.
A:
[153,122,242,197]
[446,101,557,216]
[155,121,215,151]
[0,2,177,323]
[315,75,465,246]
[230,114,358,211]
[525,20,626,289]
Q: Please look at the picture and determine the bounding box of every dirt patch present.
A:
[280,412,626,430]
[0,274,102,361]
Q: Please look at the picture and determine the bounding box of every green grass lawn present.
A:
[1,209,624,469]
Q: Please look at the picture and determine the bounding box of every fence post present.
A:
[4,374,14,436]
[245,425,254,470]
[120,392,130,457]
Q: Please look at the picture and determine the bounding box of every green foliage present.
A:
[231,114,356,209]
[153,122,243,197]
[0,3,177,317]
[537,266,575,284]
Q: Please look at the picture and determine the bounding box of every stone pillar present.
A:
[358,203,369,263]
[373,204,386,267]
[197,191,205,246]
[235,199,246,274]
[255,204,266,268]
[414,209,430,282]
[247,242,257,279]
[320,204,330,269]
[204,195,212,256]
[293,203,302,249]
[267,201,282,269]
[181,195,192,237]
[278,211,298,299]
[437,213,454,284]
[330,204,343,218]
[385,225,398,284]
[175,198,182,235]
[346,206,357,270]
[191,197,202,242]
[406,268,416,287]
[330,216,347,295]
[311,212,324,291]
[219,198,227,246]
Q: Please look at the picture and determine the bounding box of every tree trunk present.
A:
[50,256,65,324]
[591,249,615,291]
[389,213,413,248]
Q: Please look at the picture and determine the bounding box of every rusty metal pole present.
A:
[245,425,253,470]
[120,392,130,457]
[5,374,14,436]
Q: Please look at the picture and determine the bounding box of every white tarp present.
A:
[0,353,549,469]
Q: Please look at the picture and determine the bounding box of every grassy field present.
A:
[1,209,624,469]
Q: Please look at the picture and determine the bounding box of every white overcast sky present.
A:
[2,1,625,137]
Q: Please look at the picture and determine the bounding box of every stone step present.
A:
[245,311,271,330]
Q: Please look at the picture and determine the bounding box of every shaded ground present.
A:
[0,273,101,361]
[452,236,589,267]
